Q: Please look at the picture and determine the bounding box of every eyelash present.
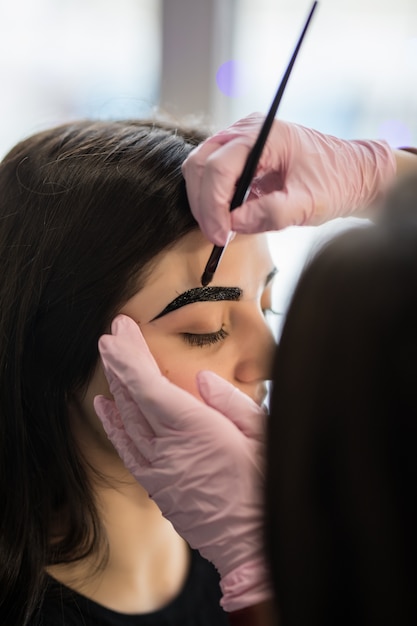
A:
[180,301,281,349]
[181,327,229,348]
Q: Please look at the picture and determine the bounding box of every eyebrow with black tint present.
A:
[151,286,242,321]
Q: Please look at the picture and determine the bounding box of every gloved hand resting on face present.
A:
[182,112,396,246]
[94,314,272,613]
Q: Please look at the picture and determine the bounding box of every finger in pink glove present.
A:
[181,112,396,245]
[94,314,272,612]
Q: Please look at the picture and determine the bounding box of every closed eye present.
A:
[181,327,229,347]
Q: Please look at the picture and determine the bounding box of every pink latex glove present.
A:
[94,314,272,613]
[182,112,397,246]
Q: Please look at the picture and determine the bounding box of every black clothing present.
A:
[30,550,228,625]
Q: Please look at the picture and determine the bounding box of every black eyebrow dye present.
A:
[151,286,242,321]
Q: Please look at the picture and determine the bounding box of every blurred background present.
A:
[1,0,416,320]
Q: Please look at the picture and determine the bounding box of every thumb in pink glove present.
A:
[181,112,396,246]
[94,314,272,612]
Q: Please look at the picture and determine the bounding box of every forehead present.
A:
[127,230,273,322]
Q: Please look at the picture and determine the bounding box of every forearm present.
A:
[394,147,417,176]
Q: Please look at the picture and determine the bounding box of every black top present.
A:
[30,550,228,626]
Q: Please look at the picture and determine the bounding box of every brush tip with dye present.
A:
[201,270,213,287]
[200,243,227,286]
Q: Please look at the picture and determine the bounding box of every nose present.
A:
[234,309,276,391]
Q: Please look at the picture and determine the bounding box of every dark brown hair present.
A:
[266,174,417,625]
[0,119,206,624]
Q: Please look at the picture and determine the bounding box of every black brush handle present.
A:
[201,0,318,287]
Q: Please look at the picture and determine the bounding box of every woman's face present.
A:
[119,230,277,406]
[75,229,276,464]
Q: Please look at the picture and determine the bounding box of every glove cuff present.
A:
[219,558,273,613]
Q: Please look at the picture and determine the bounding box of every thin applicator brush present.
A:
[200,0,318,287]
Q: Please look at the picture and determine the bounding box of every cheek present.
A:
[140,329,202,399]
[159,357,201,398]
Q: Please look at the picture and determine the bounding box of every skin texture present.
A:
[120,230,276,404]
[49,230,276,614]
